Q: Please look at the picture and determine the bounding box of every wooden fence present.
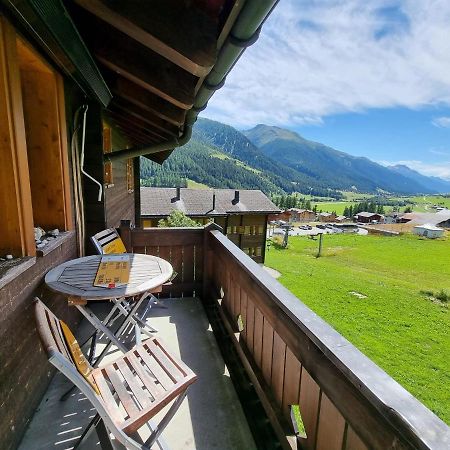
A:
[120,226,204,298]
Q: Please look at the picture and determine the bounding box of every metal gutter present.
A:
[106,0,279,163]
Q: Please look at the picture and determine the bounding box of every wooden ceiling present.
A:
[66,0,241,157]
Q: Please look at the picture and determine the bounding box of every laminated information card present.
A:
[94,255,130,288]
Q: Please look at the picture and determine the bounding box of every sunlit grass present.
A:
[266,233,450,423]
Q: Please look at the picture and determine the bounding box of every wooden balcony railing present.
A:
[120,225,449,450]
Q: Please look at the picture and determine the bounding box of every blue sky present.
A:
[204,0,450,180]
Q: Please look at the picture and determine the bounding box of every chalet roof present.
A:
[401,212,450,226]
[140,188,281,217]
[413,224,444,231]
[356,211,383,218]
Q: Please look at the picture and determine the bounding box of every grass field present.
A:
[265,233,450,423]
[313,201,354,215]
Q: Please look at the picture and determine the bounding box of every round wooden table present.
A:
[45,253,173,300]
[45,253,173,359]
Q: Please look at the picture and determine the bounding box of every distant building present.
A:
[398,211,450,229]
[318,212,337,222]
[335,215,347,223]
[140,188,280,263]
[413,224,445,239]
[287,208,316,222]
[355,212,384,223]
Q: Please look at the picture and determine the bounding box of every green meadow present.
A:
[266,233,450,423]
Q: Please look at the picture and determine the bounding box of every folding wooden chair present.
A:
[34,298,197,450]
[90,228,162,361]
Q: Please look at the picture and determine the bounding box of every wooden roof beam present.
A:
[112,100,180,137]
[106,110,168,142]
[90,20,197,109]
[111,76,186,127]
[74,0,215,77]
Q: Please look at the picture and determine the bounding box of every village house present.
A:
[318,211,337,222]
[140,187,280,262]
[354,212,385,223]
[413,224,445,239]
[0,2,448,450]
[286,208,316,222]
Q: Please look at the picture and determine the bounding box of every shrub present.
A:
[158,210,202,228]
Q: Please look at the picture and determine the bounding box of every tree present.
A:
[404,206,412,213]
[158,210,202,228]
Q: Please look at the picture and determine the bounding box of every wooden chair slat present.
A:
[92,369,126,424]
[127,353,165,398]
[104,365,140,418]
[115,359,152,410]
[144,340,183,382]
[134,346,174,391]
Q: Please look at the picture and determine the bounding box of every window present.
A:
[0,18,73,259]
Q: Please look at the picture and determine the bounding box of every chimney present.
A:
[232,190,240,205]
[171,187,181,203]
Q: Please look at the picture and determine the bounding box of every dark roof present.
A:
[140,188,281,217]
[356,211,383,218]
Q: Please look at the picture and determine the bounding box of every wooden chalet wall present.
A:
[0,19,81,449]
[83,110,136,253]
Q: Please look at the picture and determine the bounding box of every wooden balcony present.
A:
[19,225,449,449]
[117,225,449,450]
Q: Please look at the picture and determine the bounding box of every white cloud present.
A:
[381,159,450,180]
[206,0,450,128]
[432,117,450,128]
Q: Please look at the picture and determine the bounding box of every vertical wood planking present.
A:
[245,297,255,354]
[345,426,368,450]
[133,246,146,254]
[170,245,183,279]
[233,283,241,325]
[228,273,235,319]
[183,245,194,283]
[253,308,264,367]
[299,369,321,450]
[195,244,203,285]
[240,289,248,335]
[282,347,302,422]
[271,331,287,407]
[145,246,159,257]
[261,318,274,385]
[0,18,35,256]
[315,394,346,450]
[158,246,171,297]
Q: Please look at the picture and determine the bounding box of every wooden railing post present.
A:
[202,223,222,301]
[119,220,132,252]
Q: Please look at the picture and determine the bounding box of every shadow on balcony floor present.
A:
[19,298,256,450]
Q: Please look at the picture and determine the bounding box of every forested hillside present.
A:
[140,118,448,196]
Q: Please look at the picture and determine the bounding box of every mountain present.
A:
[243,124,439,194]
[387,165,450,194]
[140,118,448,196]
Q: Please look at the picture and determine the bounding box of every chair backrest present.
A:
[34,298,98,393]
[34,298,134,447]
[91,228,127,255]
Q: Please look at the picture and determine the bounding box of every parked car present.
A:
[317,224,326,229]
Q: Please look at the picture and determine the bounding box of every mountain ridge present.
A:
[242,123,449,194]
[140,118,450,196]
